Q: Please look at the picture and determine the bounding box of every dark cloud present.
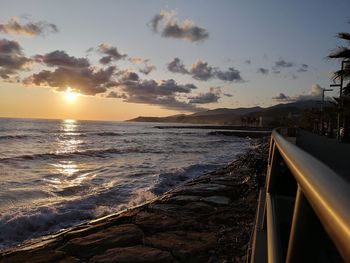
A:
[0,39,32,79]
[215,67,242,81]
[257,68,269,75]
[0,17,58,36]
[272,93,293,102]
[139,63,156,75]
[99,56,112,65]
[114,76,200,111]
[297,64,308,72]
[23,66,117,95]
[149,10,209,42]
[150,14,164,33]
[167,57,189,74]
[167,58,242,82]
[188,87,222,104]
[34,50,90,68]
[274,59,294,68]
[97,43,127,64]
[190,60,214,81]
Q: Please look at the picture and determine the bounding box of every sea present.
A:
[0,118,251,249]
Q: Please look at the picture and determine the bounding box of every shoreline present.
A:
[0,138,269,262]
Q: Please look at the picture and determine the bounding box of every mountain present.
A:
[127,100,322,126]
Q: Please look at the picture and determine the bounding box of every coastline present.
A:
[0,138,269,263]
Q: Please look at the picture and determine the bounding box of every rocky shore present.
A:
[0,139,269,263]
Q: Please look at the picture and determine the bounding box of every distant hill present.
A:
[127,100,322,126]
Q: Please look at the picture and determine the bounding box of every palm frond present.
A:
[337,32,350,42]
[331,67,350,80]
[328,47,350,59]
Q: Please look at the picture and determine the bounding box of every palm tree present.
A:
[328,29,350,141]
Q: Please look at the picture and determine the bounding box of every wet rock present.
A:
[0,250,66,263]
[90,245,174,263]
[134,211,180,232]
[169,195,201,203]
[180,183,227,195]
[183,202,215,214]
[61,224,143,258]
[203,196,231,205]
[145,231,216,262]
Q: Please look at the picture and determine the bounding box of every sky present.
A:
[0,0,349,121]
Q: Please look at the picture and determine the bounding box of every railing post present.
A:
[285,186,322,263]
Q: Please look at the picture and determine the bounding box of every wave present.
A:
[0,182,145,250]
[152,163,220,195]
[0,146,149,162]
[0,135,31,140]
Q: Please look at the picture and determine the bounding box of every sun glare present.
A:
[64,88,79,103]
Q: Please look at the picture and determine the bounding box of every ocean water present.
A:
[0,118,250,249]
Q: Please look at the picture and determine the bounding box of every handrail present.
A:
[272,129,350,261]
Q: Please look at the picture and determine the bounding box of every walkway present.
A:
[296,130,350,180]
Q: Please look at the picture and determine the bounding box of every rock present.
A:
[169,195,201,203]
[62,224,143,258]
[180,183,228,195]
[203,196,231,205]
[0,250,66,263]
[183,202,215,214]
[145,231,216,262]
[90,245,174,263]
[134,211,180,232]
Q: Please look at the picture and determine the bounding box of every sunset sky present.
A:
[0,0,349,121]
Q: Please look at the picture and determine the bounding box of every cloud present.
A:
[34,50,90,68]
[272,84,324,102]
[110,73,201,111]
[257,68,269,75]
[189,60,214,81]
[167,58,242,82]
[274,59,294,68]
[97,43,127,64]
[215,67,241,81]
[188,87,222,104]
[23,66,117,95]
[0,39,32,79]
[149,10,209,42]
[272,93,293,102]
[167,57,189,74]
[129,57,146,64]
[139,63,156,75]
[0,17,58,36]
[297,64,308,72]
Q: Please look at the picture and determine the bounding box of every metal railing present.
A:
[250,129,350,263]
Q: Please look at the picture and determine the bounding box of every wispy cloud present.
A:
[274,59,294,68]
[96,43,127,64]
[257,68,269,75]
[297,64,308,72]
[149,10,209,42]
[0,17,58,36]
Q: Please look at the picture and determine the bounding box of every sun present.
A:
[64,88,79,103]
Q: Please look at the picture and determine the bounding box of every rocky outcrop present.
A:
[0,139,268,263]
